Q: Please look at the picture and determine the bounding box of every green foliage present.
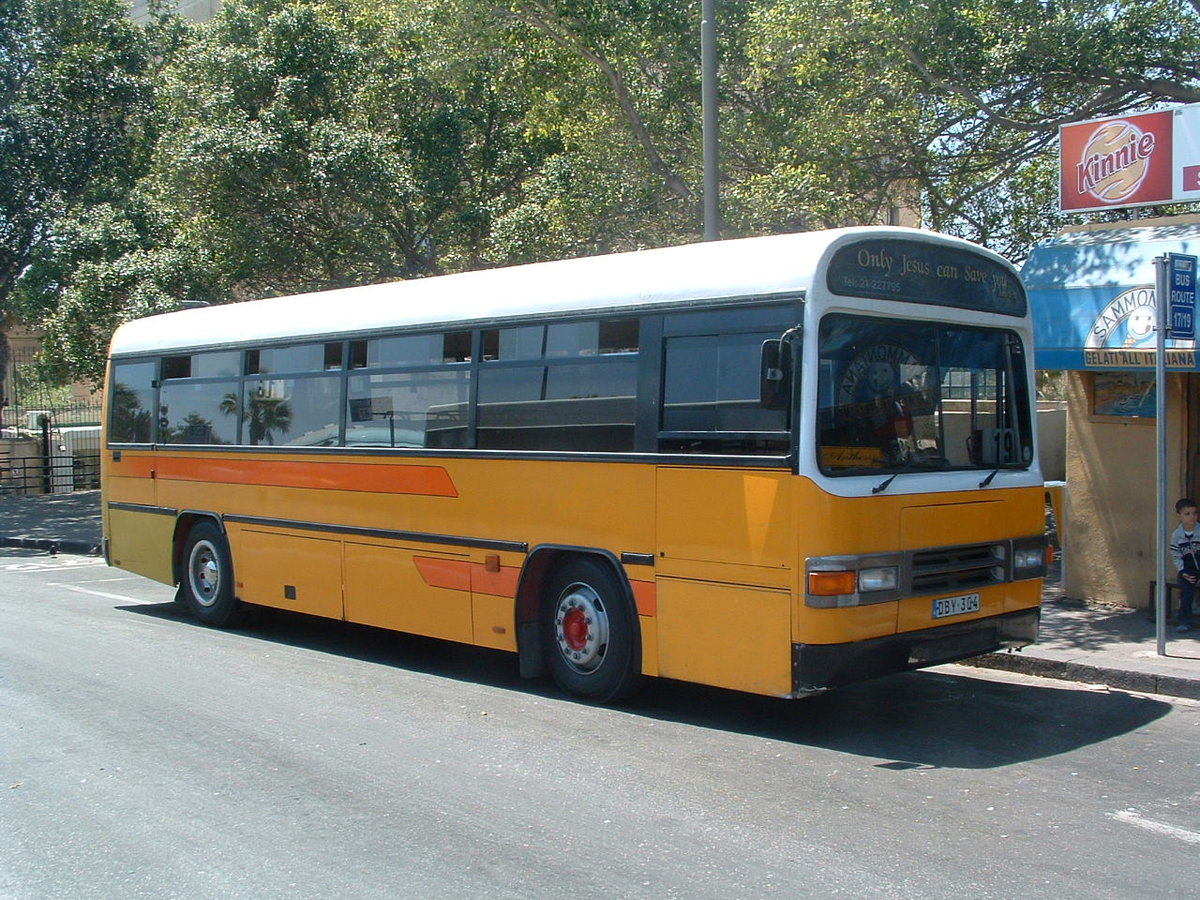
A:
[7,0,1200,386]
[32,202,217,384]
[743,0,1200,258]
[148,0,572,296]
[0,0,153,314]
[0,0,201,386]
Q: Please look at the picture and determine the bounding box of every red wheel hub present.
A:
[553,582,609,674]
[562,606,588,651]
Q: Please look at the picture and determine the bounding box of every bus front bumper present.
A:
[791,607,1041,697]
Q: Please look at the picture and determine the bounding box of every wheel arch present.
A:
[171,511,225,586]
[513,545,639,681]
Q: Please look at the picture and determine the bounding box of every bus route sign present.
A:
[1169,252,1198,340]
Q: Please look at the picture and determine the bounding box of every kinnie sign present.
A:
[1060,104,1200,213]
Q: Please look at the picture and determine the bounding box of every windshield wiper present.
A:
[978,467,1000,488]
[872,472,899,494]
[872,449,955,492]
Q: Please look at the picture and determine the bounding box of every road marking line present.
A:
[48,582,157,604]
[1108,810,1200,844]
[3,559,105,572]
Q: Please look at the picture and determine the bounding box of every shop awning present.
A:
[1022,218,1200,370]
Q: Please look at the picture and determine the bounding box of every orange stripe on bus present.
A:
[472,564,521,598]
[110,456,156,479]
[416,557,654,612]
[155,457,458,497]
[631,579,656,617]
[414,556,521,598]
[414,557,472,592]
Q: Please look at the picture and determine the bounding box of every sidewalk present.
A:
[0,489,103,557]
[960,596,1200,701]
[2,489,1199,700]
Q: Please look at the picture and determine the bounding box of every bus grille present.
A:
[908,543,1004,596]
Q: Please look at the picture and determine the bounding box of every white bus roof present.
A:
[108,227,994,358]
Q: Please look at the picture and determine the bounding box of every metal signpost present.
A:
[1156,253,1198,654]
[700,0,719,241]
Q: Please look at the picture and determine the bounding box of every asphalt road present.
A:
[2,548,1199,899]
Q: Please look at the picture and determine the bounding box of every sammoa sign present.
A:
[1082,283,1196,368]
[1060,105,1200,213]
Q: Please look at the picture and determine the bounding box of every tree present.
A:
[146,0,571,299]
[503,0,700,204]
[0,0,153,328]
[24,0,1200,388]
[743,0,1200,258]
[495,0,755,248]
[28,199,219,384]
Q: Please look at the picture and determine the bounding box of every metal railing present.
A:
[1,402,101,431]
[0,403,103,495]
[0,452,101,495]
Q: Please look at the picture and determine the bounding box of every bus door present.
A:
[651,312,799,696]
[104,359,171,581]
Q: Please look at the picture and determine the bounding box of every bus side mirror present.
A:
[760,339,789,409]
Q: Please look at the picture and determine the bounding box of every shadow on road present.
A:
[121,600,1172,771]
[635,668,1171,770]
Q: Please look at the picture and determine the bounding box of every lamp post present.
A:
[701,0,720,241]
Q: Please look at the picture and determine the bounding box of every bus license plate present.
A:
[932,592,981,619]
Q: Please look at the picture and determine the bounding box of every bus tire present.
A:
[542,557,641,703]
[179,521,244,628]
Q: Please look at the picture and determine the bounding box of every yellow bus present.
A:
[102,227,1046,701]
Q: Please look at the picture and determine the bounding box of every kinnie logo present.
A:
[1076,120,1157,203]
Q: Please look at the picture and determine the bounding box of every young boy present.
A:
[1169,498,1200,633]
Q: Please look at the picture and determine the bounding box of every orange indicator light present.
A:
[808,570,857,596]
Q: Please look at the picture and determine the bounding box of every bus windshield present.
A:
[816,314,1033,475]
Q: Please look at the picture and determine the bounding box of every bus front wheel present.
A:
[179,521,243,628]
[542,558,641,703]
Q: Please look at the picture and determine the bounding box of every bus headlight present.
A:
[806,554,902,607]
[1011,536,1047,580]
[858,566,899,593]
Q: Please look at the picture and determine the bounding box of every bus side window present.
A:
[660,331,790,451]
[107,361,157,444]
[159,379,241,445]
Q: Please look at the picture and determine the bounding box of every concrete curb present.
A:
[961,652,1200,701]
[0,537,102,557]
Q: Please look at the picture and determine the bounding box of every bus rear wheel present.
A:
[542,558,641,703]
[179,521,244,628]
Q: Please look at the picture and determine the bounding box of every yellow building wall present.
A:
[1063,370,1189,607]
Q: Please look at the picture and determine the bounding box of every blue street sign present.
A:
[1169,253,1197,340]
